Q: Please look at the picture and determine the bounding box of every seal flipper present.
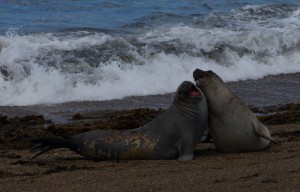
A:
[29,137,78,159]
[252,121,280,145]
[29,145,51,159]
[200,132,212,143]
[177,138,193,161]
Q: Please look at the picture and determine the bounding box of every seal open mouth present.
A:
[190,84,201,96]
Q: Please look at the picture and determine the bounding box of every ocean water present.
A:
[1,0,300,106]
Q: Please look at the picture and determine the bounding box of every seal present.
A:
[30,81,208,161]
[193,69,279,152]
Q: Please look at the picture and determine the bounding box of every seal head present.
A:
[174,81,205,113]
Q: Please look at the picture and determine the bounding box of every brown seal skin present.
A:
[30,81,208,161]
[193,69,279,152]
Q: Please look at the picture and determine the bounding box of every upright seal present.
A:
[193,69,278,152]
[30,81,208,161]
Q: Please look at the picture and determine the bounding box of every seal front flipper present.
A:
[177,138,193,161]
[200,132,212,143]
[30,145,51,160]
[252,121,280,145]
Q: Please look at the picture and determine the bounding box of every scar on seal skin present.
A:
[30,81,208,161]
[193,69,279,153]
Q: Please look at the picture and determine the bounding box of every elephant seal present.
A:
[30,81,208,161]
[193,69,278,152]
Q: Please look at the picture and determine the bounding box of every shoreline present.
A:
[0,73,299,123]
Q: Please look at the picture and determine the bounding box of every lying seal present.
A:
[193,69,278,152]
[30,81,208,161]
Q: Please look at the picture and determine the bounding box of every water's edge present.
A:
[0,73,299,123]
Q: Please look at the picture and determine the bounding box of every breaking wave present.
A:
[1,3,300,105]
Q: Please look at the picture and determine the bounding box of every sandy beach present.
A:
[1,0,300,191]
[0,73,299,192]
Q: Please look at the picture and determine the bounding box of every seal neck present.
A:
[171,100,201,119]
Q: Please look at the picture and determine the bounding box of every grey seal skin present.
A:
[193,69,278,152]
[30,81,208,161]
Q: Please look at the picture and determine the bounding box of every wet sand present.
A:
[0,73,299,191]
[1,73,300,123]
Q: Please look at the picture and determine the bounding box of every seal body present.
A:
[193,69,278,152]
[31,81,208,161]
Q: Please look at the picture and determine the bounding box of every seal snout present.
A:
[193,69,206,81]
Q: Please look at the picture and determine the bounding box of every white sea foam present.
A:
[1,5,300,106]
